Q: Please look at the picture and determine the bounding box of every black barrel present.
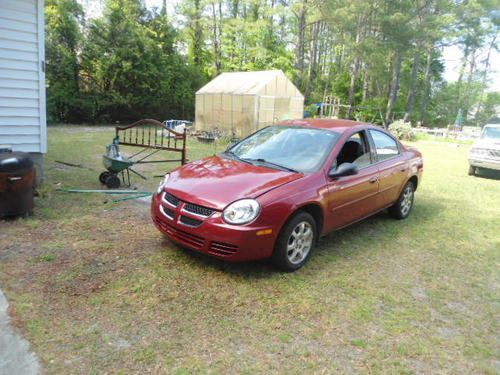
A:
[0,151,36,218]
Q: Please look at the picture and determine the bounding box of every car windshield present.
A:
[226,126,340,173]
[481,126,500,140]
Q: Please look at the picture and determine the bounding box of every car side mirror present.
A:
[328,162,358,179]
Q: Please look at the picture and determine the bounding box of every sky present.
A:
[442,45,499,92]
[78,0,499,92]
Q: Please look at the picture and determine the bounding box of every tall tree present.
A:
[45,0,84,122]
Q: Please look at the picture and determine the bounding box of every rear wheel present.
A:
[99,171,110,184]
[468,165,476,176]
[388,181,414,220]
[105,174,121,189]
[272,211,316,271]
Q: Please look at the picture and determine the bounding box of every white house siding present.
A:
[0,0,46,156]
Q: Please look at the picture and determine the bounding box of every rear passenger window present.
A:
[369,130,399,161]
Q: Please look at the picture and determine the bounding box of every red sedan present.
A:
[151,119,423,271]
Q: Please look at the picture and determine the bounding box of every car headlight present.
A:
[157,173,170,194]
[222,199,260,225]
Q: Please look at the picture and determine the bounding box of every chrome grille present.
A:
[160,205,175,219]
[163,192,180,207]
[487,149,500,159]
[184,203,214,217]
[471,148,500,160]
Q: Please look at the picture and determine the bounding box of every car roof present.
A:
[276,118,372,132]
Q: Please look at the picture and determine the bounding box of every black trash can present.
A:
[0,150,36,218]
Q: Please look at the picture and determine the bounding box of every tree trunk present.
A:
[306,22,320,99]
[362,64,370,102]
[295,0,307,90]
[385,51,402,126]
[420,47,433,126]
[462,49,477,121]
[161,0,167,16]
[191,0,203,66]
[475,33,497,126]
[228,0,239,64]
[456,42,470,110]
[347,58,360,118]
[347,17,363,118]
[211,1,222,74]
[403,45,422,123]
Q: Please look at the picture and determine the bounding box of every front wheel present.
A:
[388,181,415,220]
[272,211,317,271]
[468,165,476,176]
[105,174,121,189]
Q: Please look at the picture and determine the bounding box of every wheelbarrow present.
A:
[98,140,146,188]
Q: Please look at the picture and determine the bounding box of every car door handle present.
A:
[369,177,378,183]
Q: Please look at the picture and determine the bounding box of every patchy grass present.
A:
[0,125,499,374]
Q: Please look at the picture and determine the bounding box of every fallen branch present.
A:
[55,160,84,168]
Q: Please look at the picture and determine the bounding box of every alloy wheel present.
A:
[286,221,314,265]
[400,185,413,216]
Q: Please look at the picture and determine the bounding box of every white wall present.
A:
[0,0,46,153]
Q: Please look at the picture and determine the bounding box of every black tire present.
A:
[468,165,476,176]
[105,174,121,189]
[388,181,415,220]
[272,211,317,271]
[99,171,111,184]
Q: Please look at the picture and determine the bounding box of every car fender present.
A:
[256,173,330,238]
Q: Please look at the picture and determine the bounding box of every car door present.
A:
[367,129,408,207]
[325,130,380,231]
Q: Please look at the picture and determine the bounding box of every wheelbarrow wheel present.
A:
[99,171,110,184]
[105,174,121,189]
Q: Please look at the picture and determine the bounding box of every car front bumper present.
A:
[151,192,277,261]
[469,158,500,171]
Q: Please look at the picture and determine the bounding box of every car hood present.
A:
[472,138,500,150]
[165,155,304,210]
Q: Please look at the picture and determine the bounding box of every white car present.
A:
[468,123,500,175]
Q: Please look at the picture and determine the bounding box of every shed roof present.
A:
[196,70,303,97]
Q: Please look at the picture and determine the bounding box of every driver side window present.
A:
[336,131,372,169]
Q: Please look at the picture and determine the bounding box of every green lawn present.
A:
[0,125,499,374]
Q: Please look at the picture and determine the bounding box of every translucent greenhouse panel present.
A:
[232,95,243,113]
[242,95,256,136]
[264,76,278,96]
[202,94,211,129]
[201,94,218,131]
[290,97,305,119]
[258,96,275,129]
[232,114,243,137]
[274,97,291,122]
[221,94,232,111]
[217,94,233,135]
[195,94,208,131]
[195,70,303,137]
[276,74,287,97]
[195,94,202,130]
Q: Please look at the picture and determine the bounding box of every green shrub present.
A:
[389,120,416,141]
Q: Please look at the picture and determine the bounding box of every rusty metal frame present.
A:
[115,119,187,165]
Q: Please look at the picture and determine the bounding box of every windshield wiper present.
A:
[242,158,298,173]
[222,151,253,165]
